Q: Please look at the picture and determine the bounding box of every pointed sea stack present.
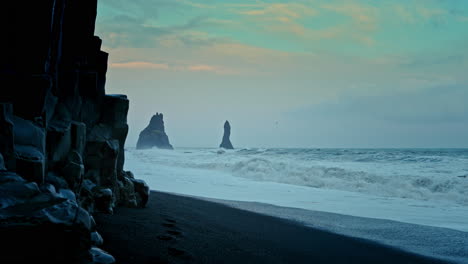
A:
[220,120,234,149]
[137,113,173,149]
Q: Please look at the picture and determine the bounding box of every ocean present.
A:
[125,147,468,263]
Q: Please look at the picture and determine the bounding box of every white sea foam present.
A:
[128,147,468,205]
[124,147,468,263]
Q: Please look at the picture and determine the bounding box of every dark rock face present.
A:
[0,1,147,263]
[136,113,173,150]
[220,121,234,149]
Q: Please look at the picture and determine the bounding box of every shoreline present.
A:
[95,190,453,264]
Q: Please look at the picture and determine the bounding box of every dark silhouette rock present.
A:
[0,0,148,263]
[220,120,234,149]
[136,113,173,150]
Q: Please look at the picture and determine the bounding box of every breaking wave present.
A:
[129,147,468,205]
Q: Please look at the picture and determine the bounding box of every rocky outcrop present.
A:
[136,113,173,150]
[219,121,234,149]
[0,1,148,263]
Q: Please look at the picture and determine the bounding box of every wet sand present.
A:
[95,191,449,264]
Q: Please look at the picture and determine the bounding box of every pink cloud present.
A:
[188,64,216,72]
[110,61,237,75]
[110,61,170,70]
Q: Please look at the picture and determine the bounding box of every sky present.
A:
[95,0,468,148]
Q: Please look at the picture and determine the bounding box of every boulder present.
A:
[117,176,137,208]
[89,247,115,264]
[136,113,173,149]
[45,172,70,191]
[0,171,25,184]
[130,178,150,207]
[15,145,45,184]
[12,116,46,183]
[94,188,113,214]
[80,179,97,213]
[0,186,94,263]
[91,231,104,247]
[219,120,234,149]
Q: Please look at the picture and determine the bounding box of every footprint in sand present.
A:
[167,230,182,236]
[159,219,192,260]
[160,218,183,238]
[157,235,173,241]
[168,247,192,260]
[162,223,176,228]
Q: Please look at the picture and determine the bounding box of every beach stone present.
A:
[91,231,104,246]
[136,113,173,149]
[124,170,135,179]
[0,181,41,208]
[0,194,93,263]
[80,179,98,213]
[15,147,45,184]
[45,172,70,190]
[12,116,46,183]
[59,189,77,203]
[118,176,137,208]
[219,120,234,149]
[0,171,25,184]
[131,178,150,207]
[40,183,57,194]
[94,188,114,214]
[89,247,115,264]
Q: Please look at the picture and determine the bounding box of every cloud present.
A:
[110,61,170,70]
[322,2,378,26]
[109,61,237,75]
[391,3,467,26]
[238,3,318,18]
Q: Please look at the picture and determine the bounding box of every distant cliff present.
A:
[136,113,173,150]
[0,1,148,263]
[220,121,234,149]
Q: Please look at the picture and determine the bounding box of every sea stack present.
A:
[220,120,234,149]
[136,113,173,149]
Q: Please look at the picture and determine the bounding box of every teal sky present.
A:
[96,0,468,148]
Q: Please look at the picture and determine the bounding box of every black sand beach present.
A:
[95,191,449,264]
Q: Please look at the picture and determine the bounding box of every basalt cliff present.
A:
[0,1,149,263]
